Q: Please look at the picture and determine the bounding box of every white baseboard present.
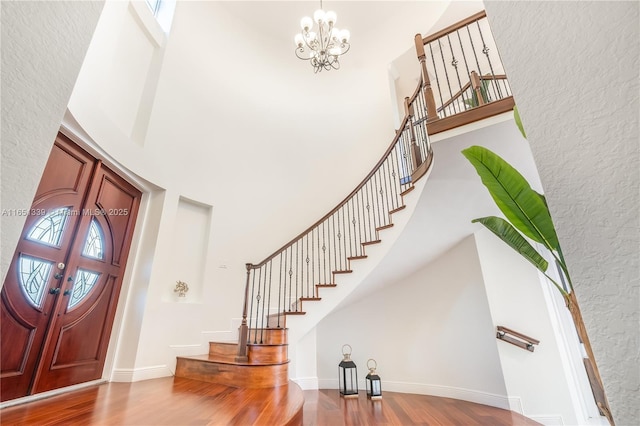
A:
[529,415,565,425]
[317,379,565,422]
[318,379,510,409]
[292,377,319,390]
[111,365,172,382]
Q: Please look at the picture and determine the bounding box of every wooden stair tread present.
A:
[178,353,289,367]
[333,270,353,274]
[316,284,337,287]
[376,223,394,231]
[362,239,382,246]
[300,297,321,301]
[390,205,406,214]
[347,255,367,260]
[400,186,415,196]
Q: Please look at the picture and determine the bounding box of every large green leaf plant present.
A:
[461,145,571,298]
[462,142,614,424]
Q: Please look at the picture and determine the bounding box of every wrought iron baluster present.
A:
[466,23,484,96]
[428,43,445,117]
[277,254,283,327]
[437,38,456,115]
[476,19,501,99]
[266,261,273,331]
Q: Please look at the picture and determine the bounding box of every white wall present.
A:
[315,235,510,408]
[63,1,456,376]
[484,2,640,423]
[475,228,581,425]
[0,0,104,282]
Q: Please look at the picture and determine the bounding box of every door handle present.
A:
[54,273,64,279]
[49,288,61,295]
[63,289,71,296]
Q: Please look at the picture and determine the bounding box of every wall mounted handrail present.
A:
[236,78,433,361]
[496,325,540,352]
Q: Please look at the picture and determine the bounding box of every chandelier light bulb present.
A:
[301,16,313,32]
[331,27,340,40]
[313,9,326,24]
[339,29,350,43]
[325,10,337,26]
[294,33,304,48]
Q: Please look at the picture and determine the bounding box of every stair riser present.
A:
[175,358,289,388]
[209,342,237,357]
[248,344,288,364]
[248,328,288,345]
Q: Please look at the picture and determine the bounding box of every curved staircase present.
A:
[174,56,437,426]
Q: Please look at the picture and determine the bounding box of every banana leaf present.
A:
[462,145,559,252]
[514,106,526,139]
[473,216,548,273]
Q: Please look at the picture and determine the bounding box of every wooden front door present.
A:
[1,133,141,401]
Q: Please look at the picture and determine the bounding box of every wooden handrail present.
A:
[497,325,540,352]
[247,78,425,270]
[421,10,487,45]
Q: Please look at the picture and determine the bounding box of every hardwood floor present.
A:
[0,377,540,425]
[303,389,540,426]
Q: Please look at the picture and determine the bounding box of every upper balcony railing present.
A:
[415,11,515,135]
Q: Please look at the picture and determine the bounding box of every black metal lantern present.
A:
[365,358,382,400]
[338,344,358,398]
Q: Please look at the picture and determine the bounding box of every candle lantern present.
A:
[365,358,382,400]
[338,344,358,398]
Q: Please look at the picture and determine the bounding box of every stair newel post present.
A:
[470,71,486,106]
[414,33,438,122]
[404,97,422,171]
[236,263,252,362]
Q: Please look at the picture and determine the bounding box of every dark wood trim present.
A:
[427,97,515,136]
[411,150,434,183]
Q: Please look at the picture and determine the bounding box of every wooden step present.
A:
[208,341,288,364]
[376,223,394,231]
[362,239,382,246]
[347,255,367,261]
[389,205,406,215]
[175,354,289,388]
[315,283,337,297]
[266,311,305,328]
[209,341,237,358]
[247,327,288,345]
[401,186,415,196]
[333,270,353,275]
[290,297,321,312]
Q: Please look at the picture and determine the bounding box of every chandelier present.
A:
[294,1,350,73]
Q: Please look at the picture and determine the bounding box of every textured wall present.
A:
[484,1,640,423]
[0,0,104,282]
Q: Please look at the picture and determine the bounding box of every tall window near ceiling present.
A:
[144,0,176,33]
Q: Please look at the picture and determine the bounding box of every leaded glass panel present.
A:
[68,269,101,309]
[18,255,54,308]
[82,219,104,260]
[26,207,70,247]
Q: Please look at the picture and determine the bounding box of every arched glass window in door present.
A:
[68,269,101,309]
[18,255,54,308]
[26,207,70,247]
[82,219,104,260]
